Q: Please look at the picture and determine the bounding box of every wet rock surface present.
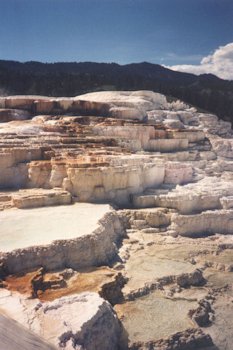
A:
[0,90,233,349]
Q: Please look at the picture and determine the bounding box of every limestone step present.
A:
[130,219,148,230]
[132,186,175,209]
[146,138,189,152]
[0,201,12,211]
[220,196,233,209]
[171,209,233,237]
[132,194,156,208]
[0,188,72,210]
[132,176,233,215]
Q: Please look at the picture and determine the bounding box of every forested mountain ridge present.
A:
[0,60,233,122]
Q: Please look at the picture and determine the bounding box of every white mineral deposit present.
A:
[0,91,232,350]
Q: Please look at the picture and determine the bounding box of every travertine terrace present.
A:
[0,91,233,349]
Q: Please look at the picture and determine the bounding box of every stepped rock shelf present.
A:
[0,90,233,350]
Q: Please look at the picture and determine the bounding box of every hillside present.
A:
[0,60,233,122]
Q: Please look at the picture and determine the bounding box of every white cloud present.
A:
[166,43,233,80]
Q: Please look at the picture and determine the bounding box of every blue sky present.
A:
[0,0,233,68]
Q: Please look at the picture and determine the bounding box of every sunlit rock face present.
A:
[0,90,233,350]
[0,291,123,350]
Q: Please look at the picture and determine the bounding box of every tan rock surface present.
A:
[0,291,123,350]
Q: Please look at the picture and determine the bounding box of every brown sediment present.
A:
[4,267,123,304]
[39,267,116,302]
[5,269,42,297]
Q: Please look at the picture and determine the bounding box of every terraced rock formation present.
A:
[0,90,232,349]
